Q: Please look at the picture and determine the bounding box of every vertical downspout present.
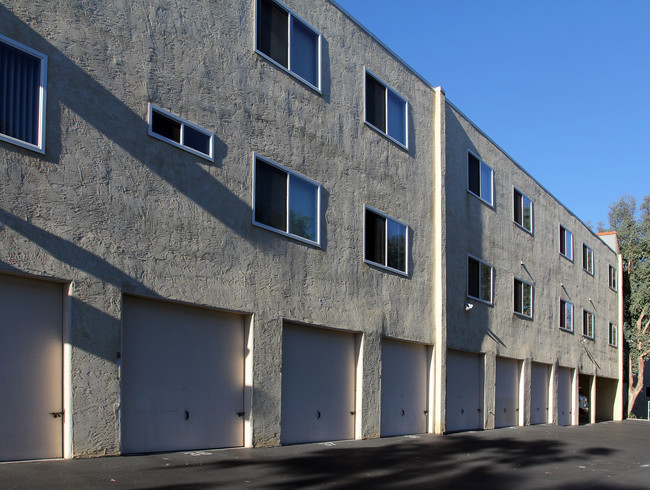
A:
[615,236,624,420]
[63,282,73,459]
[433,86,446,434]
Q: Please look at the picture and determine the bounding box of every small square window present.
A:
[256,0,321,90]
[364,207,408,275]
[468,255,493,304]
[0,35,47,153]
[608,322,617,347]
[365,70,408,148]
[514,188,533,233]
[148,104,213,160]
[609,265,617,291]
[583,310,594,339]
[253,155,321,245]
[560,299,573,332]
[514,278,533,318]
[468,152,494,206]
[582,244,594,275]
[560,225,573,261]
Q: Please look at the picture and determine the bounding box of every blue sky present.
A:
[335,0,650,230]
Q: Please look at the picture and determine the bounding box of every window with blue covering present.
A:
[514,188,533,233]
[365,70,408,148]
[148,104,213,161]
[468,152,494,207]
[560,225,573,260]
[514,277,533,318]
[364,206,408,275]
[256,0,321,91]
[0,35,47,153]
[253,155,321,246]
[467,255,493,304]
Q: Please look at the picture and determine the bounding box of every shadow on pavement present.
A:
[145,432,622,489]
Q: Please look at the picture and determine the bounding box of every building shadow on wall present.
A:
[0,4,285,252]
[443,106,493,351]
[0,210,157,297]
[442,105,499,431]
[0,4,327,366]
[0,209,156,363]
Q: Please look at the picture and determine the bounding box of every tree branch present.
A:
[638,305,648,334]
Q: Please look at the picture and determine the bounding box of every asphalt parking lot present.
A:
[2,420,650,489]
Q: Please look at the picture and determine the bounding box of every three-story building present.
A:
[0,0,621,461]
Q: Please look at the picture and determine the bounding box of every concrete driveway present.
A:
[2,420,649,489]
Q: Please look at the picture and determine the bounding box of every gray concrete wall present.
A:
[443,102,620,428]
[0,0,622,456]
[0,0,436,455]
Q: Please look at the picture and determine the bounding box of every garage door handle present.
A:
[50,411,64,418]
[237,412,245,417]
[350,411,355,415]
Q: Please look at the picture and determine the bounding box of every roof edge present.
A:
[328,1,435,90]
[445,100,616,254]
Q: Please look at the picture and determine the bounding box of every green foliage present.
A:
[606,195,650,376]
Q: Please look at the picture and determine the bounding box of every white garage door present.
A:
[446,350,483,432]
[381,339,428,437]
[495,357,520,428]
[530,362,550,425]
[121,296,245,454]
[281,324,356,445]
[0,274,63,462]
[557,367,573,426]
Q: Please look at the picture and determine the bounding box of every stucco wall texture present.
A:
[0,0,619,458]
[444,104,618,375]
[0,0,435,456]
[444,103,621,428]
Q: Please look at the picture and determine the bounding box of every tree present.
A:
[604,195,650,416]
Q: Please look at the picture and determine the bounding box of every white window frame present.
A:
[148,104,214,161]
[467,254,494,305]
[560,299,574,332]
[467,151,494,207]
[252,154,321,246]
[559,225,573,261]
[0,34,47,153]
[254,0,322,92]
[608,322,618,347]
[609,265,617,291]
[364,68,409,149]
[363,205,409,276]
[514,277,533,318]
[583,309,595,340]
[513,187,533,234]
[582,244,594,275]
